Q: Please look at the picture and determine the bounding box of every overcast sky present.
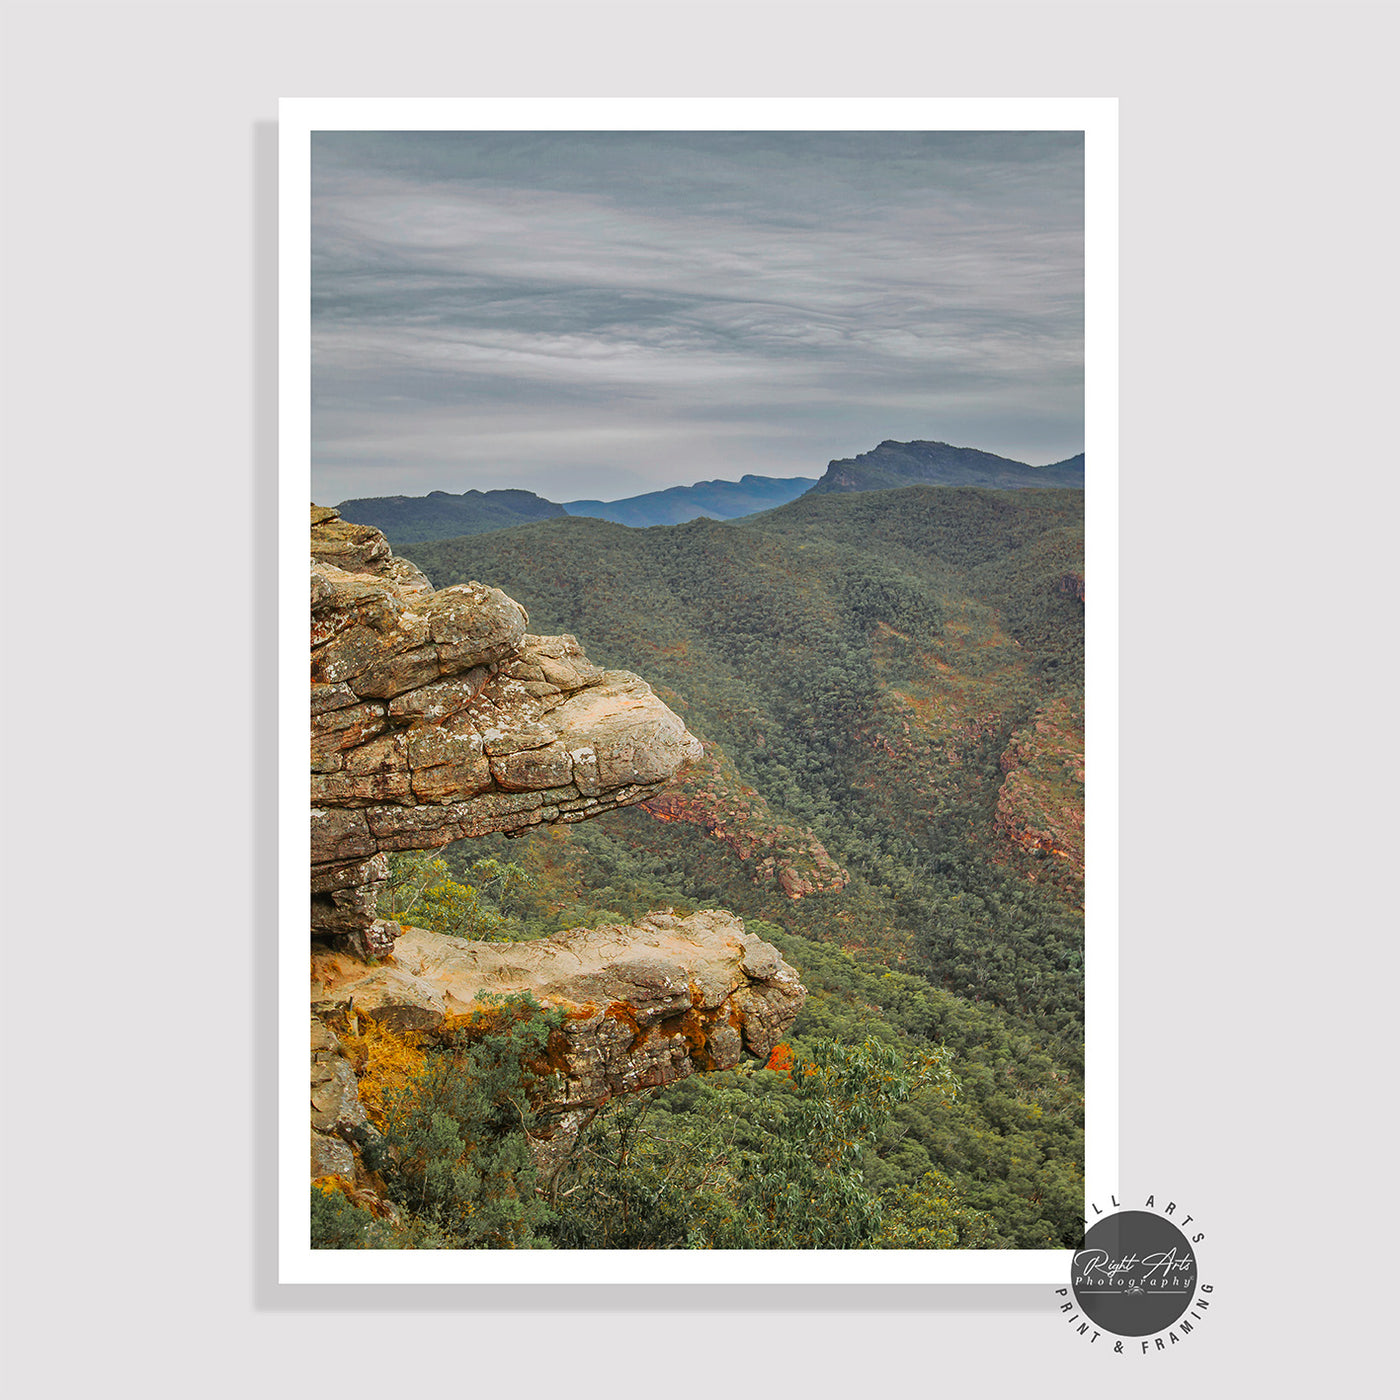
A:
[311,131,1083,505]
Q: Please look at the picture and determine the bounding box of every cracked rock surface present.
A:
[309,909,806,1173]
[309,505,702,953]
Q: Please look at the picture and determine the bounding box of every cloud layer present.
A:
[312,131,1083,504]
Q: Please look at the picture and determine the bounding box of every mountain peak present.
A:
[814,440,1084,493]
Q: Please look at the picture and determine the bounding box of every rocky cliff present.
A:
[309,909,805,1184]
[308,508,806,1192]
[310,505,702,957]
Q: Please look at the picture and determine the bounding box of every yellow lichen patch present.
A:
[337,1015,429,1128]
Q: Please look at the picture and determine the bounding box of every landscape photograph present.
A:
[305,127,1091,1256]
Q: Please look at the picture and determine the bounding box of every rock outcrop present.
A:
[307,508,804,1196]
[310,1014,379,1180]
[994,697,1085,893]
[642,742,849,899]
[310,505,702,955]
[309,910,806,1180]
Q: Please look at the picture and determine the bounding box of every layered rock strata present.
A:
[310,506,702,955]
[309,910,806,1179]
[310,1014,380,1180]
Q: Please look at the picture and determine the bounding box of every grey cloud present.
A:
[312,131,1082,503]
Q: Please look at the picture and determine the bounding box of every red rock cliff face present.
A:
[310,506,703,957]
[641,742,849,898]
[993,697,1085,894]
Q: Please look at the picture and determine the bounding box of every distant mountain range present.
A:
[336,474,819,543]
[332,488,565,544]
[333,441,1083,547]
[564,474,816,527]
[812,441,1084,493]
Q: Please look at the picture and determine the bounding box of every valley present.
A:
[372,478,1088,1247]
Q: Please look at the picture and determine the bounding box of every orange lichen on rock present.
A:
[604,1000,644,1042]
[308,910,806,1185]
[336,1013,430,1126]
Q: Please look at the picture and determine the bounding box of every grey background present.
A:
[2,3,1391,1396]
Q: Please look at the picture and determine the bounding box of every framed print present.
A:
[281,98,1117,1284]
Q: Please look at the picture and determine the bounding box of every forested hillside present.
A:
[384,484,1087,1247]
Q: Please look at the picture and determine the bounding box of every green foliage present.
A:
[378,851,534,941]
[538,1087,742,1250]
[878,1170,997,1248]
[425,841,1086,1249]
[370,993,563,1249]
[316,922,1080,1249]
[376,484,1089,1249]
[542,1037,959,1250]
[310,1183,379,1249]
[770,925,1084,1249]
[404,485,1085,1032]
[721,1038,956,1249]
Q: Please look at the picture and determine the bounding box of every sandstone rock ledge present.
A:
[310,506,702,955]
[309,910,806,1181]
